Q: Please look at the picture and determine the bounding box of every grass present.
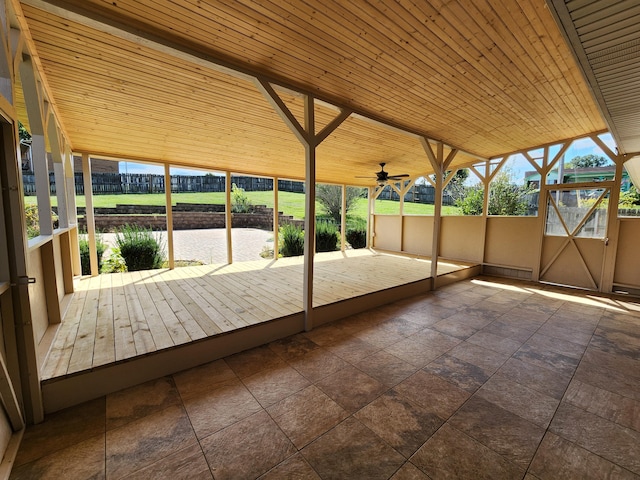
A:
[27,191,463,219]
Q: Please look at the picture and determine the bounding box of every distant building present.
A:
[524,165,632,191]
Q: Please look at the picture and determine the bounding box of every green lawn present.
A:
[28,191,462,219]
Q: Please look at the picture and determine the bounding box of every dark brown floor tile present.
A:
[290,348,349,382]
[590,326,640,359]
[394,371,470,420]
[123,443,212,479]
[581,346,640,380]
[431,317,478,339]
[15,397,105,467]
[316,365,387,413]
[303,322,351,346]
[513,343,580,376]
[107,376,181,431]
[448,341,511,375]
[354,390,443,458]
[106,404,197,479]
[545,313,599,334]
[424,354,491,393]
[355,350,418,387]
[243,363,310,407]
[529,432,639,480]
[448,395,545,468]
[259,454,321,480]
[411,328,461,351]
[482,320,533,342]
[550,403,640,475]
[398,307,456,327]
[378,316,426,337]
[564,380,640,432]
[267,385,348,449]
[326,335,380,363]
[390,462,430,479]
[497,356,571,399]
[354,324,406,348]
[269,334,320,361]
[225,346,285,378]
[201,410,296,480]
[525,333,587,359]
[172,359,237,398]
[182,378,262,439]
[9,434,104,480]
[536,322,593,347]
[302,417,405,480]
[411,424,525,480]
[447,310,496,329]
[477,374,559,428]
[467,330,523,355]
[384,337,446,368]
[573,358,640,401]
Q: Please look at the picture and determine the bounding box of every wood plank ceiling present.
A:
[15,0,607,184]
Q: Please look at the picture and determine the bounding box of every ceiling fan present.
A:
[357,163,410,186]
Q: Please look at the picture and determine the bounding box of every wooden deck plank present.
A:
[92,273,115,367]
[161,267,236,333]
[44,251,475,379]
[138,270,192,345]
[111,272,137,361]
[122,272,156,355]
[66,275,101,374]
[150,273,209,341]
[41,281,87,380]
[131,271,175,350]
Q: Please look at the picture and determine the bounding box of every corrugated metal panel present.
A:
[557,0,640,153]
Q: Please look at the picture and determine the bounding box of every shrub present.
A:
[116,225,165,271]
[79,234,107,275]
[345,216,367,249]
[101,246,127,273]
[315,221,339,252]
[231,183,253,213]
[279,224,304,257]
[24,204,58,238]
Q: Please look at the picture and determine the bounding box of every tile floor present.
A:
[10,276,640,479]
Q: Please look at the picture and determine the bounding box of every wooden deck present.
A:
[41,249,477,383]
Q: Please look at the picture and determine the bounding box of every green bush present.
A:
[345,216,367,249]
[101,246,127,273]
[116,225,165,271]
[231,183,253,213]
[279,224,304,257]
[79,235,107,275]
[315,221,339,252]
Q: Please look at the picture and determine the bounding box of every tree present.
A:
[456,170,534,216]
[566,154,608,169]
[316,184,364,224]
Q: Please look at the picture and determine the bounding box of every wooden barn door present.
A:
[539,183,612,291]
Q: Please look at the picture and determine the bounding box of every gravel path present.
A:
[101,228,274,264]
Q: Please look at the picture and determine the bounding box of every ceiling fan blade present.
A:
[387,174,410,179]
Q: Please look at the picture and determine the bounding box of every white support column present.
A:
[47,114,68,229]
[20,55,52,237]
[303,95,316,331]
[164,164,174,270]
[64,145,77,226]
[81,153,98,276]
[367,186,374,248]
[225,171,233,264]
[340,184,346,251]
[256,79,350,331]
[273,177,279,259]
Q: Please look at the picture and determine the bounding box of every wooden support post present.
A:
[367,186,374,248]
[225,171,233,264]
[600,157,624,292]
[430,143,444,285]
[340,184,346,251]
[303,95,316,331]
[273,177,279,259]
[81,153,98,276]
[164,164,174,269]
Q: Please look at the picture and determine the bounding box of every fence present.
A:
[23,172,306,196]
